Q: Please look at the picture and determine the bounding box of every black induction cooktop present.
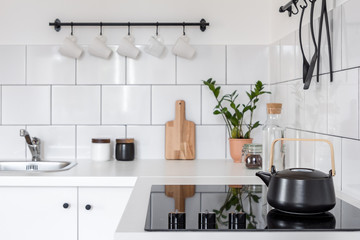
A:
[144,185,360,231]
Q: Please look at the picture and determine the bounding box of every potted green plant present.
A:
[203,78,270,162]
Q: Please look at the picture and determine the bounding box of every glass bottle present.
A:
[262,103,285,172]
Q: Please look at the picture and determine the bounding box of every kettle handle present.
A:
[270,138,335,176]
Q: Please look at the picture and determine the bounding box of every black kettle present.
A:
[256,138,336,214]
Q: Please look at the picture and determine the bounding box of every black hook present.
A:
[156,22,159,36]
[100,22,103,35]
[300,0,308,8]
[128,22,131,36]
[183,22,186,36]
[70,22,73,36]
[279,0,300,17]
[291,0,300,15]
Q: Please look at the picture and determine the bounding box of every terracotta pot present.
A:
[229,138,253,163]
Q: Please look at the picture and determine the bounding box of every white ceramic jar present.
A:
[91,138,111,161]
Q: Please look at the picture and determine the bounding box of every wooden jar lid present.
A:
[116,138,134,144]
[267,103,282,114]
[92,138,110,143]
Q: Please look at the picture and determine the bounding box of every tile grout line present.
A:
[77,187,79,240]
[50,85,52,125]
[75,125,77,159]
[125,57,127,85]
[100,85,103,125]
[175,56,177,85]
[25,45,27,85]
[75,59,77,85]
[225,45,227,85]
[150,85,152,125]
[340,138,343,191]
[340,5,343,72]
[286,127,360,142]
[0,85,2,125]
[200,86,202,125]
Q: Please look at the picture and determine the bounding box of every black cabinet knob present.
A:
[63,203,70,209]
[85,204,92,210]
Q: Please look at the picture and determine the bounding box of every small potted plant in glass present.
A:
[203,78,270,163]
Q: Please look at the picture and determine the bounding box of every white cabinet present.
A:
[0,186,132,240]
[0,187,77,240]
[79,187,133,240]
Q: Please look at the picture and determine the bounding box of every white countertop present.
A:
[0,158,258,186]
[1,158,360,239]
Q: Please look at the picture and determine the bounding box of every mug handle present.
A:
[269,138,335,176]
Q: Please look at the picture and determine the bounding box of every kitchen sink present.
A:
[0,161,77,172]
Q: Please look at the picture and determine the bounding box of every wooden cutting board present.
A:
[165,100,195,160]
[165,185,195,212]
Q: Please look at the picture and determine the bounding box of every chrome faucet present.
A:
[20,129,41,161]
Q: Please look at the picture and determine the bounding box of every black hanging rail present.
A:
[49,18,209,32]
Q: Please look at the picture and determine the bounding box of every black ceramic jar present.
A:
[115,139,135,161]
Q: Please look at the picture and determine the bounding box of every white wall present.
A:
[269,0,348,43]
[0,0,271,45]
[270,0,360,201]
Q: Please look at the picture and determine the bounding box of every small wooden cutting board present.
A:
[165,100,195,160]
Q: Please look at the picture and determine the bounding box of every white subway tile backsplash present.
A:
[26,126,75,160]
[0,46,25,85]
[177,45,225,85]
[269,42,281,84]
[280,33,296,81]
[286,80,305,129]
[0,126,26,160]
[76,126,125,159]
[27,46,75,85]
[102,86,150,124]
[342,138,360,200]
[127,45,175,85]
[196,126,226,159]
[314,134,342,191]
[333,6,342,71]
[2,86,50,124]
[152,86,201,124]
[304,75,328,134]
[342,0,360,69]
[328,69,358,139]
[227,45,269,84]
[77,46,125,85]
[127,126,165,159]
[202,85,251,125]
[52,86,100,124]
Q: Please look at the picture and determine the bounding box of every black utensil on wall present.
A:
[299,0,309,84]
[316,0,333,83]
[303,0,317,90]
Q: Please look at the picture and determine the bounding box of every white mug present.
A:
[172,35,196,59]
[88,35,112,59]
[144,35,166,58]
[59,36,83,59]
[117,35,140,59]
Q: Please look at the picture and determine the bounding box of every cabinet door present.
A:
[0,187,77,240]
[78,187,133,240]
